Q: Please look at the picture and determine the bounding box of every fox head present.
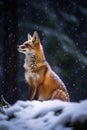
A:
[18,31,45,61]
[18,31,41,54]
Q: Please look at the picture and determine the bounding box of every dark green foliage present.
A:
[17,0,87,101]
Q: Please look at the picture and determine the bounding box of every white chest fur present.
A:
[25,71,40,83]
[24,55,40,82]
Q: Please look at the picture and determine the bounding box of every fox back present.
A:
[18,31,69,101]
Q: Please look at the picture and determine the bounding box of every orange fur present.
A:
[18,31,69,101]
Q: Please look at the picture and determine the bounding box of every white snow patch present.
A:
[0,100,87,130]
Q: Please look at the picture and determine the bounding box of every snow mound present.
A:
[0,100,87,130]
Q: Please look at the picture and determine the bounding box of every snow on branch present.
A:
[0,100,87,130]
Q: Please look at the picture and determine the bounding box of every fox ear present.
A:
[28,33,32,40]
[32,31,40,44]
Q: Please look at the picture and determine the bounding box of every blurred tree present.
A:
[3,0,18,104]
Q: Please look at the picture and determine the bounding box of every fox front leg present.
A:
[29,85,38,100]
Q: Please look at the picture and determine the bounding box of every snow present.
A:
[0,100,87,130]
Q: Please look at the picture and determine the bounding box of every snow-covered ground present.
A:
[0,100,87,130]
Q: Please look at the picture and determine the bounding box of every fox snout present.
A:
[17,44,26,52]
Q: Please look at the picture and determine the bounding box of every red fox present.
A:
[18,31,69,101]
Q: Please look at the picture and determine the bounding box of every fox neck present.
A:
[24,50,45,72]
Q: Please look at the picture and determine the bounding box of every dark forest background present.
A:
[0,0,87,104]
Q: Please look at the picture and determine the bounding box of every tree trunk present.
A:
[3,0,18,104]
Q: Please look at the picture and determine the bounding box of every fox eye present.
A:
[25,43,33,49]
[25,43,29,46]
